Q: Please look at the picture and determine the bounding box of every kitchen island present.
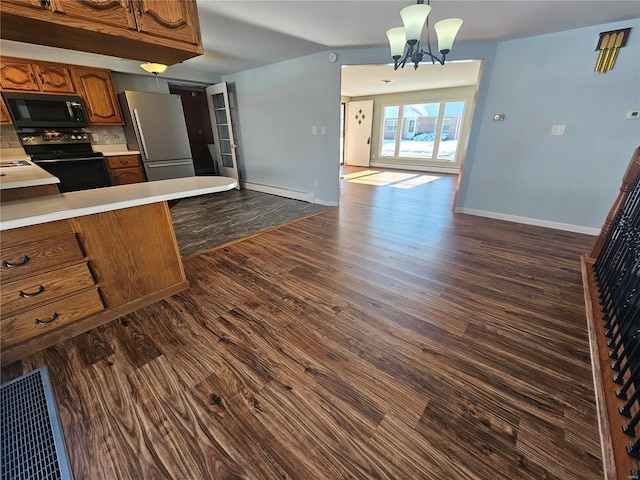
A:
[0,175,237,364]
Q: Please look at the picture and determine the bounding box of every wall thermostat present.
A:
[328,52,338,63]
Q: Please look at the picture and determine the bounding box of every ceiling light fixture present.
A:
[140,62,168,75]
[386,0,462,70]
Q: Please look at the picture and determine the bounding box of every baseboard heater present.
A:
[1,366,73,480]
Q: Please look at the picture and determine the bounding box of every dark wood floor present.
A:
[170,189,329,258]
[5,167,601,479]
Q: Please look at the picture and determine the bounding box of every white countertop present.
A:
[0,176,237,231]
[94,144,140,157]
[0,154,60,190]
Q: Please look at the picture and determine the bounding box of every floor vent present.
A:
[1,366,73,480]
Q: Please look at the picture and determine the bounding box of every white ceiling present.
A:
[340,60,482,97]
[188,0,640,76]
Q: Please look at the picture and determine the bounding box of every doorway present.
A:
[339,60,482,209]
[168,84,217,175]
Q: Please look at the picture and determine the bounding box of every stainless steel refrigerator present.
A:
[118,91,195,181]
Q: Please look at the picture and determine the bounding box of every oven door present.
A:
[34,156,112,193]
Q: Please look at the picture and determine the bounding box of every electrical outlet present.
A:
[551,124,566,136]
[313,179,318,187]
[91,133,99,142]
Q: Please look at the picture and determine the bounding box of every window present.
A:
[386,119,397,133]
[380,100,465,163]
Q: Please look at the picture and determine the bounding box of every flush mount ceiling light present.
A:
[386,0,462,70]
[140,62,168,75]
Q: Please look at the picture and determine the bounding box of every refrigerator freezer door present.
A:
[143,159,195,181]
[124,91,192,162]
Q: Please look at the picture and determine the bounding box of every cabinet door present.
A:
[33,63,75,93]
[0,58,39,91]
[1,0,50,10]
[50,0,136,29]
[110,166,146,185]
[71,66,123,125]
[0,96,12,124]
[133,0,199,44]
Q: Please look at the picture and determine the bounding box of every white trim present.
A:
[242,181,314,203]
[315,199,339,207]
[371,161,460,174]
[455,207,600,236]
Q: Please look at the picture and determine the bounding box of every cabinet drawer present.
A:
[1,263,96,316]
[0,233,84,282]
[106,155,140,169]
[1,288,104,349]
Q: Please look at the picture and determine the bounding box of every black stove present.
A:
[18,128,112,193]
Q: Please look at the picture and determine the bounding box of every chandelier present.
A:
[386,0,463,70]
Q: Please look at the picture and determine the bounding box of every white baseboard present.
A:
[370,162,460,174]
[242,181,320,204]
[315,199,339,207]
[455,207,601,236]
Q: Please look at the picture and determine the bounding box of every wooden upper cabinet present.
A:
[49,0,134,29]
[133,0,199,45]
[0,96,12,124]
[0,58,39,91]
[1,58,75,93]
[1,0,48,11]
[71,67,123,125]
[0,0,203,65]
[33,63,75,93]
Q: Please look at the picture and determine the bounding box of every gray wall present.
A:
[222,52,343,204]
[458,19,640,232]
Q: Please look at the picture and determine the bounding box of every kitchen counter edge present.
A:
[0,176,237,231]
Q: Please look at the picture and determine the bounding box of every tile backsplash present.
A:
[84,126,127,145]
[1,125,20,148]
[0,125,127,149]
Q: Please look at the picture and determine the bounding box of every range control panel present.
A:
[17,129,90,146]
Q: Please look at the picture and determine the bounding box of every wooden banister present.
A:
[583,145,640,480]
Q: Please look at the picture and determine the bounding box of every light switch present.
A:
[312,126,317,136]
[551,125,566,136]
[321,126,326,135]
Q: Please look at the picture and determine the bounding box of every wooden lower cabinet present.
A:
[0,202,187,364]
[106,154,146,185]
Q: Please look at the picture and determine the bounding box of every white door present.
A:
[344,100,373,167]
[206,82,240,189]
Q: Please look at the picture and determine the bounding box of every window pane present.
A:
[437,101,465,161]
[398,103,440,158]
[380,106,399,157]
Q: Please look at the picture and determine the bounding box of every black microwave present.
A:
[2,92,88,128]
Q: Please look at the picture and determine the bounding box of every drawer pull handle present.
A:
[19,286,45,298]
[2,256,30,268]
[35,313,58,325]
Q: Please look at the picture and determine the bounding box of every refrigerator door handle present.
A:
[147,160,193,168]
[133,108,150,161]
